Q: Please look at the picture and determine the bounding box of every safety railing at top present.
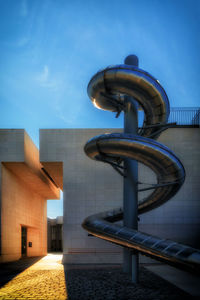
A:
[169,107,200,126]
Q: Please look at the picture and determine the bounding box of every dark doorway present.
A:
[21,227,27,257]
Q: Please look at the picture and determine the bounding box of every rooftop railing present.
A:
[169,107,200,126]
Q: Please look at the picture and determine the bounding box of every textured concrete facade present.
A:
[0,129,60,262]
[139,128,200,249]
[40,129,122,263]
[40,128,200,264]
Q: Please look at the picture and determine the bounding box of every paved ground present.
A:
[0,254,67,299]
[0,254,198,300]
[65,265,192,300]
[0,256,42,288]
[145,264,200,297]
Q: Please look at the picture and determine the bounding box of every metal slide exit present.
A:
[82,64,200,274]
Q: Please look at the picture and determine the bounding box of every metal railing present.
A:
[169,107,200,126]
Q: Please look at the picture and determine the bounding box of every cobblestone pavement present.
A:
[0,254,195,300]
[65,265,192,300]
[0,254,67,299]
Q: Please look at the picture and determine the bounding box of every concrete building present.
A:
[47,216,63,252]
[40,127,200,264]
[0,129,60,262]
[1,123,199,264]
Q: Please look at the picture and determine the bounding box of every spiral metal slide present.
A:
[82,64,200,274]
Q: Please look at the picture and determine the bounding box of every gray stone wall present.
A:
[40,128,200,264]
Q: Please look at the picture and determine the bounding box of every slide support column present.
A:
[123,54,139,283]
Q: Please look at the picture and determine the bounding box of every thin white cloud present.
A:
[35,65,62,91]
[38,65,49,82]
[54,104,69,124]
[17,37,29,47]
[20,0,28,17]
[1,36,30,48]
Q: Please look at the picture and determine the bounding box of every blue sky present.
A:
[0,0,199,217]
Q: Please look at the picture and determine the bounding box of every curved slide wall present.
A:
[82,64,200,274]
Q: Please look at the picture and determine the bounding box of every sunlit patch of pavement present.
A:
[0,254,67,300]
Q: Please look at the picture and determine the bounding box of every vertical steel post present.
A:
[123,55,139,283]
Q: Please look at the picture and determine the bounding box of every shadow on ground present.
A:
[0,256,43,288]
[64,265,193,300]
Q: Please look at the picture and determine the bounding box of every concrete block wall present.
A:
[139,128,200,248]
[0,129,25,260]
[40,129,123,263]
[40,128,200,264]
[1,165,47,261]
[0,129,59,262]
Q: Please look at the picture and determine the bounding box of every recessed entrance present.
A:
[21,227,27,257]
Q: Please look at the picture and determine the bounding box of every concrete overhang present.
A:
[40,162,63,190]
[0,129,60,199]
[4,162,59,199]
